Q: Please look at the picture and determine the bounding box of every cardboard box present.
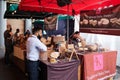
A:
[53,36,65,43]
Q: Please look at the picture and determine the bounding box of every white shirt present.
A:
[26,35,47,61]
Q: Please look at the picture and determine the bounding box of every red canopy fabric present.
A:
[19,0,120,15]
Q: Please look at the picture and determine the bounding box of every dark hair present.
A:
[10,27,12,32]
[16,28,20,33]
[7,24,11,28]
[32,27,41,34]
[74,31,80,34]
[70,31,80,39]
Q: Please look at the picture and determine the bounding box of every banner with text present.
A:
[83,51,117,80]
[80,4,120,35]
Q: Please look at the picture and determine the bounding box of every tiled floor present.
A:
[0,48,120,80]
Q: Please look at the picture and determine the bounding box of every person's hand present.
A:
[78,36,84,41]
[9,32,13,36]
[81,40,86,48]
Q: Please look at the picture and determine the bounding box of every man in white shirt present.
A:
[26,27,47,80]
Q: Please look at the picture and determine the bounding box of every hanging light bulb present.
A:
[98,7,102,10]
[14,10,16,13]
[96,7,102,14]
[43,30,47,35]
[109,5,113,7]
[12,12,14,15]
[104,6,107,9]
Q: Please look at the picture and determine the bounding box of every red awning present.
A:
[19,0,120,15]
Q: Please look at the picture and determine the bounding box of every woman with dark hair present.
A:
[13,28,20,45]
[69,31,85,47]
[25,30,31,37]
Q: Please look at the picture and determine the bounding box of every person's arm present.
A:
[7,31,13,40]
[36,39,47,52]
[77,35,86,47]
[78,36,84,42]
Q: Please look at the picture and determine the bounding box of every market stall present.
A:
[7,0,119,80]
[13,32,117,80]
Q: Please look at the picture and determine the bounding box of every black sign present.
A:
[80,4,120,35]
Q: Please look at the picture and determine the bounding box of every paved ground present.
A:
[0,48,27,80]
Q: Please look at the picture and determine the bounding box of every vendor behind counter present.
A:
[69,31,86,48]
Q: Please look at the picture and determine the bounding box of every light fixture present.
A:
[104,6,107,9]
[43,30,47,35]
[98,7,102,10]
[109,5,113,7]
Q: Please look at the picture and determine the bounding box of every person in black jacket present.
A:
[13,28,20,45]
[69,31,84,48]
[4,24,13,65]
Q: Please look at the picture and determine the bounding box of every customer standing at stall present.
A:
[26,27,47,80]
[13,28,20,45]
[4,24,13,65]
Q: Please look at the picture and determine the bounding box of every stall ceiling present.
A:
[4,3,57,19]
[19,0,120,15]
[4,10,57,19]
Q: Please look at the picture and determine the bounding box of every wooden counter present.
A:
[13,46,26,73]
